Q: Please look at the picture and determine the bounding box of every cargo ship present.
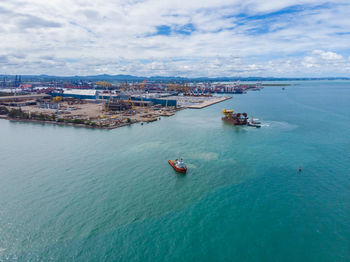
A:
[222,109,248,125]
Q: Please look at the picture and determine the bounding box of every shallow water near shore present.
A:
[1,81,350,261]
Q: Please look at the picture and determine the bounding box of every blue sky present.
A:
[0,0,350,77]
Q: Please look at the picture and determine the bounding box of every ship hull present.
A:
[222,117,247,125]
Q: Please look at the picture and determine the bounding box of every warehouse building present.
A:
[50,89,100,100]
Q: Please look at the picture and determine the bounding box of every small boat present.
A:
[248,117,261,128]
[168,158,187,173]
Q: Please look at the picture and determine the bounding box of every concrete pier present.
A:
[183,96,231,109]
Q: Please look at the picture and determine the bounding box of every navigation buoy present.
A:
[299,166,302,172]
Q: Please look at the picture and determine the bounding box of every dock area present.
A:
[178,96,231,109]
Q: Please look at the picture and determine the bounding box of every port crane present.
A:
[96,81,112,114]
[138,80,146,108]
[96,81,112,89]
[118,81,135,110]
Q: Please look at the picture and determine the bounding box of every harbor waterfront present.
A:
[1,81,350,261]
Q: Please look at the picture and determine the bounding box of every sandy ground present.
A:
[20,102,103,119]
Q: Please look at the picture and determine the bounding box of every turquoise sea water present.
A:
[1,81,350,261]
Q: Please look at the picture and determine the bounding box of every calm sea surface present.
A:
[1,81,350,261]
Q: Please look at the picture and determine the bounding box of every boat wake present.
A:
[262,121,298,130]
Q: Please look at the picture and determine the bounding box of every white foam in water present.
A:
[263,121,298,130]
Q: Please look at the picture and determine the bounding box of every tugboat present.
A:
[247,117,261,128]
[222,109,248,125]
[168,158,187,174]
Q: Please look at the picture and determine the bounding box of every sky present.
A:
[1,0,350,77]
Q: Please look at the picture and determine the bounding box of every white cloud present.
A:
[0,0,350,76]
[312,50,343,61]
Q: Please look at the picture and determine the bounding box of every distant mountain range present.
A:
[1,74,350,82]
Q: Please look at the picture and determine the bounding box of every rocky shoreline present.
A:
[1,116,132,130]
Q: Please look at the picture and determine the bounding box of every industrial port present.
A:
[0,76,263,129]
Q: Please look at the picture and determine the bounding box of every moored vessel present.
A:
[222,109,248,125]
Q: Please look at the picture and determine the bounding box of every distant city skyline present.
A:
[1,0,350,77]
